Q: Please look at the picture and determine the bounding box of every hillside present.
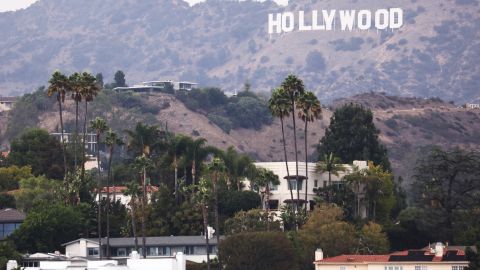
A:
[2,90,480,187]
[0,0,479,103]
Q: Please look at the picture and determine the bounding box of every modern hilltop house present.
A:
[114,80,197,93]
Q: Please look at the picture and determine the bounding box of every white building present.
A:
[0,96,15,112]
[114,80,197,93]
[466,103,480,109]
[62,236,220,264]
[314,243,469,270]
[95,186,159,206]
[249,161,368,212]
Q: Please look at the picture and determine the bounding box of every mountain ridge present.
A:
[0,0,479,103]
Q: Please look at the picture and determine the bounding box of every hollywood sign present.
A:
[268,8,404,34]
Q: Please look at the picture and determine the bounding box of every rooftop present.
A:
[97,185,159,193]
[63,236,224,247]
[0,208,26,222]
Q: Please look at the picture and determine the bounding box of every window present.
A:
[269,200,279,210]
[208,245,217,254]
[323,181,327,188]
[270,182,278,191]
[88,248,99,256]
[117,248,127,257]
[385,266,403,270]
[288,180,303,191]
[184,246,195,255]
[452,266,466,270]
[158,247,169,256]
[314,180,318,188]
[415,266,427,270]
[148,247,158,256]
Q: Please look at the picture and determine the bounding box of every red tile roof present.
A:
[316,255,390,263]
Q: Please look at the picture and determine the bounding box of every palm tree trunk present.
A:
[304,120,308,215]
[57,94,68,186]
[106,157,111,258]
[203,204,211,270]
[213,173,220,270]
[141,167,147,258]
[291,100,300,219]
[192,159,196,185]
[131,199,138,252]
[327,171,332,203]
[266,183,270,231]
[74,100,79,169]
[96,132,103,260]
[280,117,295,214]
[174,155,179,205]
[81,100,88,191]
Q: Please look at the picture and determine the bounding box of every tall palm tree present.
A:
[316,153,346,203]
[80,72,101,183]
[185,138,217,185]
[90,117,108,260]
[207,157,225,269]
[134,155,153,259]
[166,134,190,204]
[47,71,70,178]
[124,181,141,253]
[268,87,295,210]
[281,75,305,213]
[69,72,83,169]
[297,91,322,214]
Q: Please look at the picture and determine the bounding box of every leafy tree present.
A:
[8,129,67,180]
[10,202,84,253]
[314,184,355,221]
[0,166,33,192]
[466,242,480,270]
[224,209,281,235]
[123,181,141,251]
[226,96,272,130]
[297,91,321,213]
[218,189,261,217]
[47,71,70,176]
[114,70,127,87]
[316,153,346,203]
[13,175,63,212]
[412,147,480,243]
[95,73,104,88]
[357,222,390,254]
[317,103,390,170]
[218,231,299,270]
[249,168,280,222]
[0,193,15,209]
[0,241,20,270]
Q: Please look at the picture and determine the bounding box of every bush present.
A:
[218,190,261,217]
[218,231,298,270]
[208,114,233,134]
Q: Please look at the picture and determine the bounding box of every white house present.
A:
[95,185,159,206]
[62,236,221,263]
[314,243,469,270]
[114,80,197,93]
[0,96,15,112]
[249,161,368,212]
[466,103,480,109]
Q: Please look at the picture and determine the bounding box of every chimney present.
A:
[315,248,324,261]
[435,242,444,257]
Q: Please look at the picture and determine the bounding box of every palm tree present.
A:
[185,138,218,186]
[80,72,101,183]
[297,91,322,213]
[47,71,70,178]
[281,75,305,213]
[90,117,108,259]
[125,123,163,158]
[134,155,153,259]
[69,72,82,169]
[166,134,190,204]
[316,153,346,203]
[252,168,280,230]
[124,181,142,253]
[268,87,295,210]
[105,129,124,202]
[207,157,225,269]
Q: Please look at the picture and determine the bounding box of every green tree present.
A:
[123,181,141,252]
[0,193,15,208]
[90,117,107,259]
[317,103,390,170]
[114,70,126,87]
[0,241,21,270]
[357,222,390,254]
[95,73,104,89]
[207,157,226,257]
[250,168,280,225]
[316,153,346,203]
[297,91,321,214]
[412,147,480,243]
[466,242,480,270]
[47,71,70,176]
[69,72,83,169]
[218,231,298,270]
[224,209,281,235]
[0,166,33,192]
[134,155,153,258]
[10,203,84,253]
[13,175,63,212]
[8,129,67,180]
[268,87,295,211]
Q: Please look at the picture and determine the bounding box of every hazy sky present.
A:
[0,0,288,12]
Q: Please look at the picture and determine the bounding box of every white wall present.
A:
[315,262,469,270]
